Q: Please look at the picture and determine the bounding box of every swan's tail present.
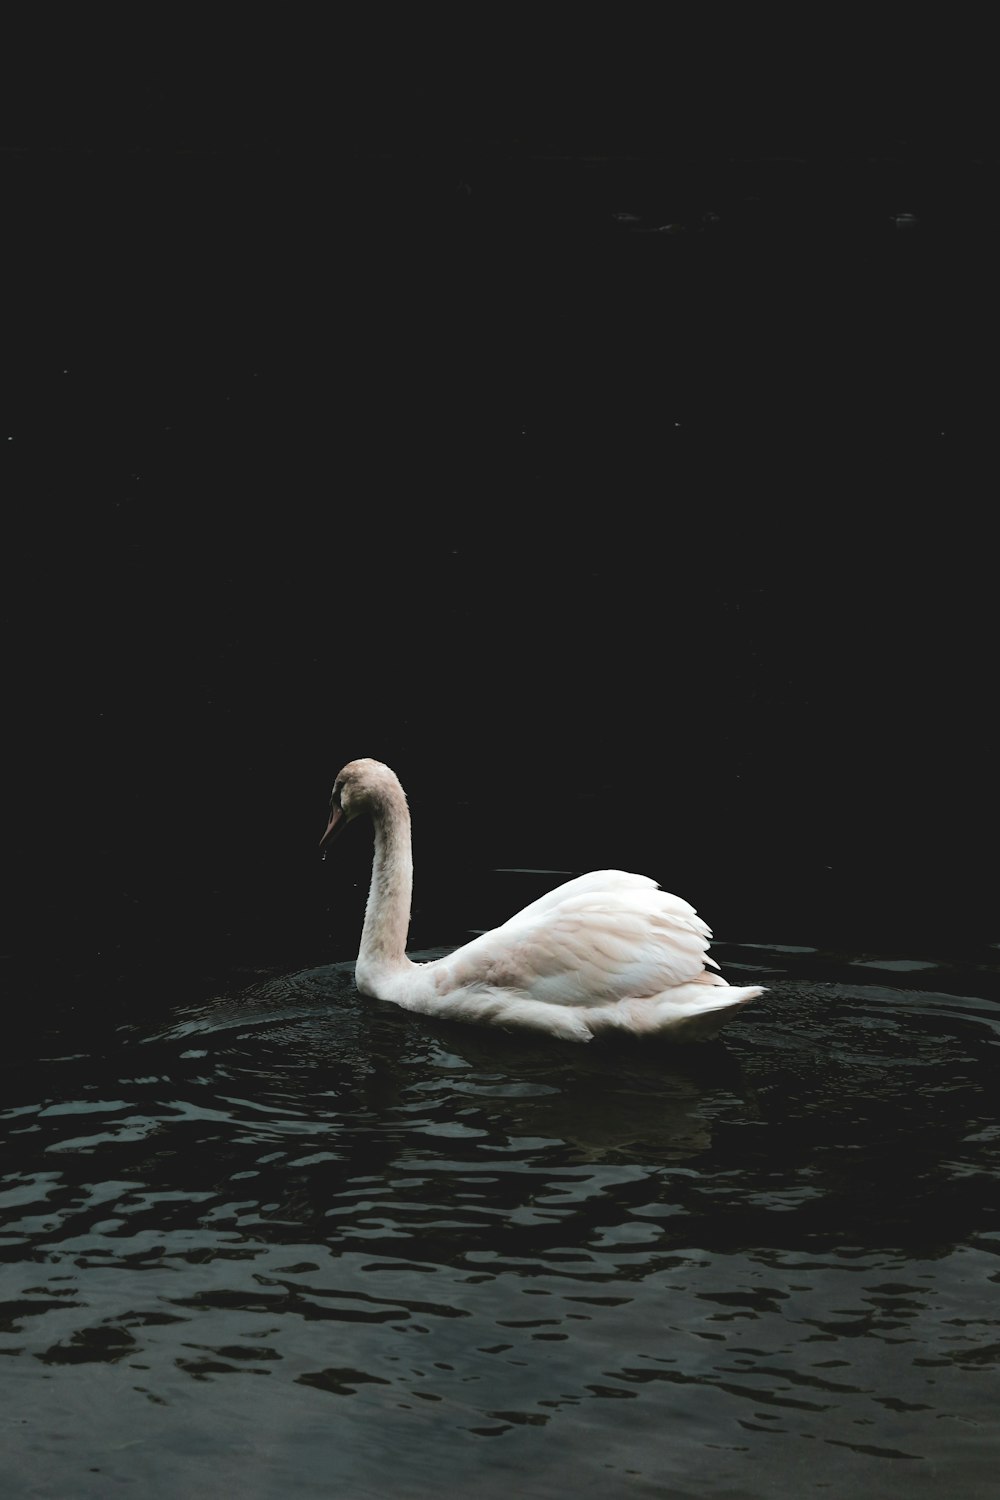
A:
[585,984,765,1042]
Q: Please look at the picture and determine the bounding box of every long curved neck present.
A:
[358,782,413,974]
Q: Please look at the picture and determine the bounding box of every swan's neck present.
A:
[357,783,414,983]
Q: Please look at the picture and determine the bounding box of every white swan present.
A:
[321,759,764,1043]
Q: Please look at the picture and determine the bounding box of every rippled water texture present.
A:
[3,942,999,1498]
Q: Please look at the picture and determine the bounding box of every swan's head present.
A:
[320,758,402,850]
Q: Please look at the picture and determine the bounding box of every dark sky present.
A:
[2,23,994,972]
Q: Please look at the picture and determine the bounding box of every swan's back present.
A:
[402,868,759,1042]
[499,869,662,925]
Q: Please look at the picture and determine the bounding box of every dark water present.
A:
[3,913,999,1498]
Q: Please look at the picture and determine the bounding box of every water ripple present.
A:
[1,944,998,1495]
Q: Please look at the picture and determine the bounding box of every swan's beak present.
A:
[319,805,346,851]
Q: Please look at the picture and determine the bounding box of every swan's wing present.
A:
[498,869,659,926]
[433,886,719,1011]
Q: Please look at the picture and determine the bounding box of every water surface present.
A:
[2,938,999,1498]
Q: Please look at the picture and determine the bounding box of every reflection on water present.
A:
[2,942,999,1498]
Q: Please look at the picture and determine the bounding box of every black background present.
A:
[2,20,994,984]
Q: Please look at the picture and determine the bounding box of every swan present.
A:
[321,758,764,1043]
